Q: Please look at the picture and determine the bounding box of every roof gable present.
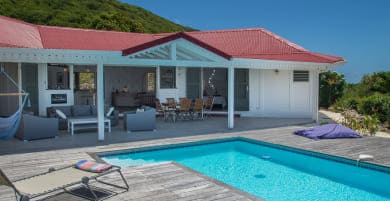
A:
[127,38,228,62]
[122,32,231,59]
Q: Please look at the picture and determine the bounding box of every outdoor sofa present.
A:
[47,105,119,130]
[16,114,59,141]
[124,106,156,131]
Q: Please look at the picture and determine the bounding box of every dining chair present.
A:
[204,96,214,118]
[192,99,204,120]
[177,98,191,120]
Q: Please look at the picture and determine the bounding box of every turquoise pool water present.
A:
[101,139,390,201]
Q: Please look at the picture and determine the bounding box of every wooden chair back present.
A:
[204,96,214,111]
[179,98,191,111]
[193,99,204,112]
[155,99,163,111]
[166,98,176,108]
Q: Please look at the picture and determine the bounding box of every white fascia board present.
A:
[231,58,345,71]
[0,48,230,67]
[0,48,113,64]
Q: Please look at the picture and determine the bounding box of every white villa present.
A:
[0,15,344,140]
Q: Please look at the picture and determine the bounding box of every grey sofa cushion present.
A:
[72,105,92,116]
[90,105,112,116]
[90,105,97,115]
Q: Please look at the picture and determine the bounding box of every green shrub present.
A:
[358,94,390,124]
[332,97,360,112]
[341,110,379,136]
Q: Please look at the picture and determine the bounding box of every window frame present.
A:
[160,67,176,89]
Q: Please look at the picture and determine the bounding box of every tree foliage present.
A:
[0,0,195,33]
[332,71,390,126]
[319,71,346,108]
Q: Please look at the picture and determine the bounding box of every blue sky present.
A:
[123,0,390,83]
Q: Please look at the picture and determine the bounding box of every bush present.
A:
[319,71,346,108]
[341,110,379,136]
[358,94,390,124]
[332,97,360,112]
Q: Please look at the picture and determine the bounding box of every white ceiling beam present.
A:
[170,43,177,61]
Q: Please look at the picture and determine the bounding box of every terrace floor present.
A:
[1,116,390,200]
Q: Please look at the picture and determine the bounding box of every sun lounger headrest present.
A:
[75,160,112,173]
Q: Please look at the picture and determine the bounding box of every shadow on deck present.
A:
[0,117,313,155]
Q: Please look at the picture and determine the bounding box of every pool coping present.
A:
[93,136,390,174]
[90,136,390,200]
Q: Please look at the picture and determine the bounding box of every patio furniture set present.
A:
[47,105,118,135]
[48,105,157,134]
[11,95,214,138]
[155,96,214,123]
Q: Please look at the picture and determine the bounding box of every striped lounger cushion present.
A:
[75,160,112,173]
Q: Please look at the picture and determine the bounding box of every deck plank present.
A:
[0,117,389,200]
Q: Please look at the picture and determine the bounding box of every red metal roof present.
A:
[38,25,163,51]
[0,16,42,48]
[186,29,343,63]
[0,15,343,63]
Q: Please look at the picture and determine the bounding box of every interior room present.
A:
[104,66,156,111]
[203,68,228,110]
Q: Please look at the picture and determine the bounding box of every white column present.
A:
[38,63,47,116]
[69,64,74,90]
[228,64,235,129]
[17,62,22,109]
[97,63,105,141]
[200,68,204,98]
[312,70,319,123]
[156,66,160,99]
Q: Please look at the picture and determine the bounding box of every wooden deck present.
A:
[0,117,390,200]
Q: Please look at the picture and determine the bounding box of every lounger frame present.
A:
[0,165,129,201]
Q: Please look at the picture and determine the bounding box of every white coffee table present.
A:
[67,118,111,135]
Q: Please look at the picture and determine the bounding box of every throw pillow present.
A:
[106,107,115,117]
[75,160,112,173]
[55,109,67,120]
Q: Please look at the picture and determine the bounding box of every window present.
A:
[47,64,69,89]
[293,70,309,82]
[160,67,176,88]
[74,72,95,91]
[146,72,155,92]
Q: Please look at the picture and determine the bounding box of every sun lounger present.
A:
[0,161,129,201]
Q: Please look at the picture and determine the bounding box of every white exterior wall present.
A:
[38,63,74,116]
[157,67,186,102]
[246,69,313,118]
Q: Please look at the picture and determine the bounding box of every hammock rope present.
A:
[0,65,29,140]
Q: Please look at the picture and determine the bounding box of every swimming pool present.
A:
[100,138,390,201]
